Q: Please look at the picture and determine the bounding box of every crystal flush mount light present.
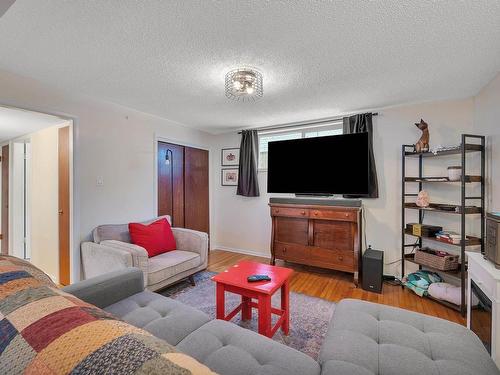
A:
[225,68,263,101]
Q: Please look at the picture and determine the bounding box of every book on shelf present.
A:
[435,231,461,245]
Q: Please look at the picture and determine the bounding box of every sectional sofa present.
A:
[63,267,499,375]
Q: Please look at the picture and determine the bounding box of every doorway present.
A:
[157,141,209,234]
[0,106,72,284]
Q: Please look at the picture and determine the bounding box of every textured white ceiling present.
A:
[0,106,66,142]
[0,1,499,134]
[0,0,15,18]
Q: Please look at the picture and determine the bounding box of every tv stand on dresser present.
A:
[269,198,362,285]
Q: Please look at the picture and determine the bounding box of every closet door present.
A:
[184,147,209,234]
[157,142,185,227]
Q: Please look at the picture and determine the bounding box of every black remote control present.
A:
[247,274,271,282]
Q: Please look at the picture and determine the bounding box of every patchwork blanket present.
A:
[0,255,216,374]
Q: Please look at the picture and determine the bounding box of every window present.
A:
[258,123,343,170]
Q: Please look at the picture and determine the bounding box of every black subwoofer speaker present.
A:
[362,247,384,294]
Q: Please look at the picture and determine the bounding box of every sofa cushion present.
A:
[319,299,499,375]
[0,255,216,375]
[93,215,171,243]
[148,250,201,285]
[129,218,176,257]
[104,290,211,346]
[177,319,321,375]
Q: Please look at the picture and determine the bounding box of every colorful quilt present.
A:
[0,255,216,374]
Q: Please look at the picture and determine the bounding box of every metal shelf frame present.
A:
[401,134,485,316]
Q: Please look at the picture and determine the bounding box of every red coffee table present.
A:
[212,261,293,338]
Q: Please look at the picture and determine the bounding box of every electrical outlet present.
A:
[96,176,104,187]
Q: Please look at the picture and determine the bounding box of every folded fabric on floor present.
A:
[428,282,461,305]
[404,270,442,297]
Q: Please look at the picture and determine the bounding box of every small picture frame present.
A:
[221,148,240,166]
[221,168,239,186]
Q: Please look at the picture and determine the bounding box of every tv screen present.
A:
[267,132,369,195]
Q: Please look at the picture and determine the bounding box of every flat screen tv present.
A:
[267,132,369,195]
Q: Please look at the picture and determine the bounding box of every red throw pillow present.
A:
[128,218,176,257]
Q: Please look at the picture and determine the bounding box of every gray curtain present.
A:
[343,113,379,198]
[237,130,260,197]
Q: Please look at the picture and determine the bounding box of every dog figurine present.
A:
[414,119,430,153]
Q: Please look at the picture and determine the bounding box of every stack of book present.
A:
[435,230,462,244]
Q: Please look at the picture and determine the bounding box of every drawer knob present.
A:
[275,209,279,213]
[345,213,349,217]
[338,256,344,261]
[314,212,318,216]
[283,247,287,253]
[301,211,306,215]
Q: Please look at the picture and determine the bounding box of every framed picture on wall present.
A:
[221,168,239,186]
[221,148,240,166]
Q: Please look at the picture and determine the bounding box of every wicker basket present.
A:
[414,249,459,271]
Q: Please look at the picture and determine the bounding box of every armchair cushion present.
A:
[129,218,176,257]
[172,228,209,266]
[148,251,201,286]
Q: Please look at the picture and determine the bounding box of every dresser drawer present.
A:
[274,242,308,261]
[310,248,354,271]
[271,207,309,218]
[310,209,357,222]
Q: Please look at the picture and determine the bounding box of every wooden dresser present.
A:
[269,201,362,285]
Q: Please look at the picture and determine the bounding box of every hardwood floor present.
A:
[208,249,465,325]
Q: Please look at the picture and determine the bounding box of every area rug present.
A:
[161,271,335,359]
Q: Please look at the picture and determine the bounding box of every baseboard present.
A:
[212,245,271,259]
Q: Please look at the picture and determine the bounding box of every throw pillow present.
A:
[129,218,176,257]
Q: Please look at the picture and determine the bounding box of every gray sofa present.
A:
[63,268,499,375]
[80,216,208,291]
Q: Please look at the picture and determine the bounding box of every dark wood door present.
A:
[184,147,209,233]
[157,142,185,227]
[1,145,9,255]
[58,127,70,285]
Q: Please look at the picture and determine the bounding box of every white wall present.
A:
[211,98,477,275]
[30,126,59,281]
[0,69,215,281]
[474,72,500,212]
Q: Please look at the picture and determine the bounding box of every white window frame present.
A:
[258,121,343,171]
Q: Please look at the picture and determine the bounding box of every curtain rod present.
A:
[237,112,378,134]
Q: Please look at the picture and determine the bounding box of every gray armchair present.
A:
[81,216,208,291]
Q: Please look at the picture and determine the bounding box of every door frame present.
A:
[1,143,10,255]
[154,134,212,240]
[58,125,71,285]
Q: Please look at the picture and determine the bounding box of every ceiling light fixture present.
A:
[225,68,263,102]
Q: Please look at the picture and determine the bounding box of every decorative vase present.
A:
[448,166,462,181]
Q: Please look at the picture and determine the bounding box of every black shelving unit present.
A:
[401,134,485,316]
